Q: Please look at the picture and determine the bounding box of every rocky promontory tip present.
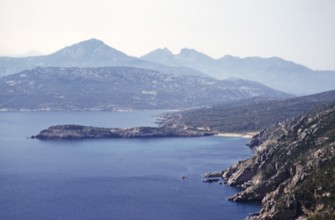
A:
[32,124,215,140]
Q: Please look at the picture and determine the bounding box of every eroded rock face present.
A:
[222,103,335,219]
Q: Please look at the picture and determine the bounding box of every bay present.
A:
[0,111,260,220]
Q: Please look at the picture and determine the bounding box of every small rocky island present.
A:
[32,124,215,140]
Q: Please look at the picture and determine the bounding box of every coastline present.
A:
[215,132,258,139]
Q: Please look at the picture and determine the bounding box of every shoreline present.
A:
[215,132,258,139]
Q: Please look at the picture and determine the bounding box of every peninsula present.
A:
[32,124,215,140]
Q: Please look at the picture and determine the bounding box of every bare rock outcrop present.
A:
[204,102,335,220]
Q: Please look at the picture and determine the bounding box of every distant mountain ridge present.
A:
[142,48,335,95]
[142,48,218,68]
[1,38,334,95]
[0,39,206,77]
[14,50,43,57]
[0,66,289,111]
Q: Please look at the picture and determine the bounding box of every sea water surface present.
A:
[0,111,260,220]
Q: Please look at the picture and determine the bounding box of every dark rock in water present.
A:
[203,171,223,178]
[221,102,335,219]
[33,124,215,140]
[203,178,220,183]
[202,171,224,184]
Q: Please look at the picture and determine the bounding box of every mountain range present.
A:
[0,66,289,111]
[0,38,334,95]
[141,48,335,95]
[0,39,206,78]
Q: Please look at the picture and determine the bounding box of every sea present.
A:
[0,111,261,220]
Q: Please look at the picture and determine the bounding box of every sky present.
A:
[0,0,334,70]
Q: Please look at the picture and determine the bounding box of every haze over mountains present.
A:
[0,38,334,95]
[142,48,335,95]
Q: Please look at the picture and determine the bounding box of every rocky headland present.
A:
[32,124,215,140]
[204,102,335,219]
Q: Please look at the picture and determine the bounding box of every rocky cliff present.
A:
[206,102,335,219]
[32,124,214,140]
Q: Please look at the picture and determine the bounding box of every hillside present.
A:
[219,102,335,219]
[0,66,289,111]
[142,48,335,95]
[160,90,335,133]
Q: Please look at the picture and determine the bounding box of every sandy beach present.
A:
[215,132,258,139]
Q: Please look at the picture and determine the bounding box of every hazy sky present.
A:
[0,0,334,70]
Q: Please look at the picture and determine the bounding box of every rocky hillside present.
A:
[161,90,335,133]
[0,66,289,111]
[221,102,335,219]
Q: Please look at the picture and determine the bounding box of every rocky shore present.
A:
[203,103,335,220]
[32,124,215,140]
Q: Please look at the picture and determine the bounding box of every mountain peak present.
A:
[61,38,109,53]
[85,38,103,43]
[177,48,215,63]
[140,48,176,65]
[179,48,199,55]
[51,38,131,61]
[78,38,105,47]
[148,47,174,56]
[161,47,173,54]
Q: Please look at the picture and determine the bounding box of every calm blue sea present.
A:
[0,111,260,220]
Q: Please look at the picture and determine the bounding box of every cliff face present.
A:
[222,103,335,219]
